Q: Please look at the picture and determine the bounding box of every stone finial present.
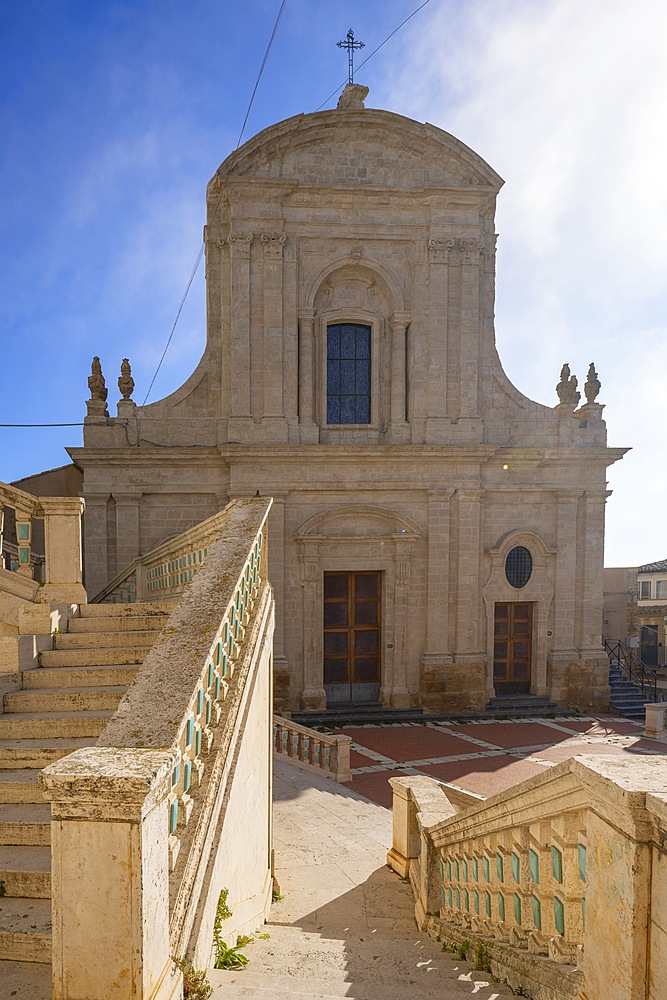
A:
[337,83,369,110]
[88,357,108,402]
[118,359,135,401]
[584,362,601,403]
[556,363,581,406]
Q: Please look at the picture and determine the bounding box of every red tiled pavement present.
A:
[447,721,573,749]
[417,756,548,797]
[554,719,643,736]
[346,769,409,808]
[349,748,377,768]
[527,741,630,763]
[342,725,477,761]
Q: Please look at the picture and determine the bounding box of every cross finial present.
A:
[337,28,365,84]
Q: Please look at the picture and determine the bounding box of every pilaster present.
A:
[388,310,411,443]
[425,237,453,442]
[261,233,288,441]
[298,309,318,443]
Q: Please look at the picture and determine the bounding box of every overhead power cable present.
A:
[142,0,288,405]
[314,0,432,112]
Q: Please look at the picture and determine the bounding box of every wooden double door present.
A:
[493,602,533,695]
[323,571,381,705]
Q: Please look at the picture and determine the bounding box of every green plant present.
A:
[214,938,250,970]
[513,987,532,998]
[178,960,212,1000]
[271,888,283,902]
[457,939,470,960]
[52,627,61,635]
[475,941,492,973]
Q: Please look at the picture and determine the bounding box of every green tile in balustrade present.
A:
[214,675,221,700]
[172,763,180,787]
[532,895,541,930]
[498,892,505,921]
[462,860,468,882]
[222,654,228,677]
[228,634,235,657]
[454,859,460,881]
[551,846,563,883]
[207,662,215,687]
[183,761,192,793]
[464,889,469,911]
[195,728,202,756]
[169,800,179,834]
[185,716,195,747]
[205,698,212,725]
[513,893,521,924]
[496,853,504,882]
[455,888,461,910]
[441,888,446,910]
[484,890,491,917]
[446,860,452,881]
[578,844,586,882]
[473,888,479,914]
[483,856,490,882]
[439,860,444,881]
[204,548,207,557]
[197,688,204,715]
[447,888,453,908]
[258,531,263,549]
[18,547,30,564]
[512,852,520,883]
[529,848,540,883]
[188,553,192,565]
[17,523,30,541]
[554,896,565,934]
[215,642,223,665]
[472,857,478,881]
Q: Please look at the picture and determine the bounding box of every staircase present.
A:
[609,662,651,720]
[0,601,173,993]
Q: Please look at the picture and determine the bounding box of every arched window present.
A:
[326,323,371,424]
[505,546,533,589]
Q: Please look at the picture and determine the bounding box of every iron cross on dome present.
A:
[337,28,365,84]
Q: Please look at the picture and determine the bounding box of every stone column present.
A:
[452,488,486,710]
[420,489,454,709]
[82,493,110,600]
[390,549,413,708]
[389,310,411,442]
[114,493,141,580]
[458,239,484,421]
[40,497,87,605]
[226,233,254,441]
[41,747,181,1000]
[300,550,326,711]
[298,309,318,443]
[425,238,453,442]
[261,234,288,441]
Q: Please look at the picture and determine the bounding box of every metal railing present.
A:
[604,637,664,702]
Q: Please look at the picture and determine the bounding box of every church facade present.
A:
[71,84,626,714]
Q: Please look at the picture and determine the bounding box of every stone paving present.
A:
[340,715,666,808]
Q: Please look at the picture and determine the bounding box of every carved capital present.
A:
[428,237,454,264]
[261,233,286,258]
[226,233,254,259]
[458,238,485,265]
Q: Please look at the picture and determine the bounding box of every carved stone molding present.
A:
[261,233,287,258]
[458,238,485,265]
[428,237,454,264]
[223,233,254,259]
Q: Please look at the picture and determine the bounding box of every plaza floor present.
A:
[338,715,667,807]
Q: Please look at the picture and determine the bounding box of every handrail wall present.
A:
[388,754,667,1000]
[41,497,274,999]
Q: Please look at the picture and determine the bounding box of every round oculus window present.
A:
[505,546,532,589]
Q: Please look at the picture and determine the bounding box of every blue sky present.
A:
[1,0,665,566]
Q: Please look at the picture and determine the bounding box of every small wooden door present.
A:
[493,602,533,695]
[323,571,381,704]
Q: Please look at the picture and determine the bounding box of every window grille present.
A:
[326,323,371,424]
[505,546,532,589]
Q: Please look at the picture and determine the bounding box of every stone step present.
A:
[0,711,113,741]
[68,613,170,633]
[0,805,51,846]
[53,630,159,651]
[0,738,93,770]
[4,687,126,714]
[0,959,52,999]
[79,601,176,618]
[0,770,42,804]
[0,846,51,898]
[39,647,149,668]
[21,665,139,690]
[0,897,51,963]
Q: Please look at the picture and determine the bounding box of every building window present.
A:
[639,580,651,600]
[326,323,371,424]
[656,580,667,600]
[505,546,533,589]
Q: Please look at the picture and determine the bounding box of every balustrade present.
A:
[389,754,667,1000]
[273,716,351,782]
